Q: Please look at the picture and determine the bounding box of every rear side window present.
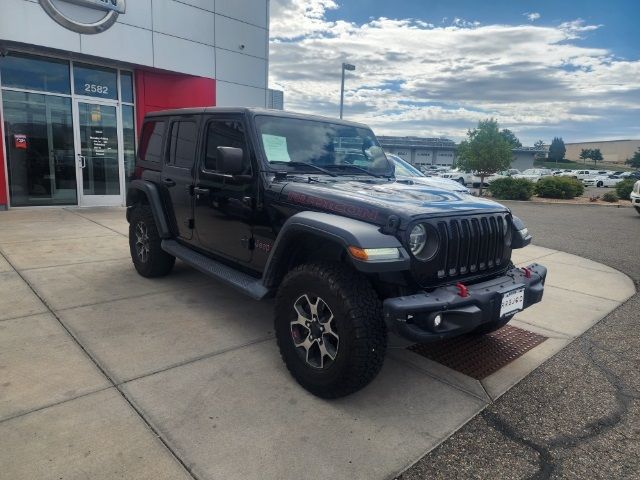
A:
[167,121,198,169]
[204,120,249,172]
[139,121,166,163]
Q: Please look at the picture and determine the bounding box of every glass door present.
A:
[73,100,124,206]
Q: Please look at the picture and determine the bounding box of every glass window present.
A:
[204,121,248,171]
[139,121,166,163]
[255,116,393,177]
[73,63,118,100]
[2,91,76,206]
[0,53,70,94]
[168,121,198,169]
[122,105,136,187]
[121,71,134,103]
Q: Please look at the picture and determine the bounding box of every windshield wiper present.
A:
[324,164,385,178]
[269,161,337,177]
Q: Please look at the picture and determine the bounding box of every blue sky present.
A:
[269,1,640,146]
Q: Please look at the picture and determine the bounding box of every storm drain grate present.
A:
[407,325,547,380]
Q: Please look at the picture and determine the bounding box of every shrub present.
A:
[601,191,619,202]
[615,179,636,200]
[535,176,585,199]
[488,177,535,200]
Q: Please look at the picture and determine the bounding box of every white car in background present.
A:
[582,175,624,188]
[439,170,474,185]
[631,181,640,215]
[513,168,553,182]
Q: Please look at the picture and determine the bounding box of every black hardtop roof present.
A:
[145,107,370,129]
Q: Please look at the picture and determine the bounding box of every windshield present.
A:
[255,115,393,176]
[388,155,424,177]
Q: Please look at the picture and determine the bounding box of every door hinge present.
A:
[186,218,194,229]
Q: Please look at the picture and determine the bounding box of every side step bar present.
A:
[161,240,270,300]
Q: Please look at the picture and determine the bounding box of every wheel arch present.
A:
[126,180,172,239]
[262,211,410,289]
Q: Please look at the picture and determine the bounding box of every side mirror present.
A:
[217,146,244,175]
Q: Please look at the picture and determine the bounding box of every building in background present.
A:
[378,136,542,172]
[0,0,270,209]
[564,139,640,165]
[267,88,284,110]
[377,136,457,168]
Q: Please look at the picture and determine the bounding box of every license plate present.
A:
[500,288,525,317]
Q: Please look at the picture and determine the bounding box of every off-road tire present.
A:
[275,262,387,398]
[129,205,175,278]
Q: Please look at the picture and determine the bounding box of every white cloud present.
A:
[269,1,640,143]
[524,12,541,22]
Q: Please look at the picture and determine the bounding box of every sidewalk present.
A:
[0,207,634,480]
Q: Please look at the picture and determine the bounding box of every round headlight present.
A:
[409,224,427,255]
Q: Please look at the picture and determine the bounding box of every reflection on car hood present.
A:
[278,176,506,227]
[394,175,469,192]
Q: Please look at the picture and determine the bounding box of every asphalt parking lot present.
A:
[401,203,640,479]
[0,204,636,479]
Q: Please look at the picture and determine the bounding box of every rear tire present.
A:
[275,262,387,398]
[129,205,175,278]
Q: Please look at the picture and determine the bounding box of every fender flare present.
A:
[126,180,172,239]
[262,211,410,288]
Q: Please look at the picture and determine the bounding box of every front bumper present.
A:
[383,264,546,343]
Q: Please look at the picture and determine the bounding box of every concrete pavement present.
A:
[0,207,634,479]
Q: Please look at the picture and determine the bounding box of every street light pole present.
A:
[339,62,355,119]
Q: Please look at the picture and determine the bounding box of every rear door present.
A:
[162,116,200,240]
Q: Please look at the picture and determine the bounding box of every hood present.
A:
[395,175,469,193]
[277,176,507,228]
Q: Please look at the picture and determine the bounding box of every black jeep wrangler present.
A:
[127,108,546,398]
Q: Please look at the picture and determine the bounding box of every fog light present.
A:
[433,314,442,327]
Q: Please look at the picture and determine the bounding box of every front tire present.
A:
[128,205,175,278]
[275,262,387,398]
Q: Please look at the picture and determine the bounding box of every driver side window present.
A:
[203,120,250,173]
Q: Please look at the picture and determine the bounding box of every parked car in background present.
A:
[387,155,470,194]
[621,171,640,180]
[439,170,474,185]
[631,181,640,215]
[582,175,624,188]
[513,168,553,182]
[571,170,598,180]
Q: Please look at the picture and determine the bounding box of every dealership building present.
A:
[0,0,270,209]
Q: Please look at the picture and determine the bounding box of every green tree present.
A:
[548,137,566,164]
[590,148,603,166]
[533,139,546,161]
[500,129,522,148]
[625,148,640,168]
[579,148,591,165]
[457,119,513,195]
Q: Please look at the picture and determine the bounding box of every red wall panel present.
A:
[134,69,216,134]
[0,109,7,208]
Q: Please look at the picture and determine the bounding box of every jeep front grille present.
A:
[410,213,512,287]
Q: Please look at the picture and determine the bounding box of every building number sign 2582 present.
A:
[84,83,109,95]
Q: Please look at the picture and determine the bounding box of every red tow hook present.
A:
[456,282,469,298]
[521,267,532,278]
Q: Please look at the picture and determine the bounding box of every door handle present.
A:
[193,187,210,196]
[77,154,86,168]
[162,178,176,187]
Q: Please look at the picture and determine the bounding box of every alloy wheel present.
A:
[134,221,150,263]
[290,294,339,369]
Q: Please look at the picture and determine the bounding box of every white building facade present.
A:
[0,0,270,208]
